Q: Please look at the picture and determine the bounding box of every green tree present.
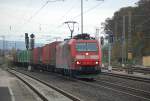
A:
[102,0,150,64]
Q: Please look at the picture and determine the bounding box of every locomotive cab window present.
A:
[76,42,98,51]
[76,43,87,51]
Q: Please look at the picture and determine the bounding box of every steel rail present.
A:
[7,69,48,101]
[101,72,150,83]
[77,80,150,101]
[8,67,150,101]
[95,79,150,99]
[7,68,81,101]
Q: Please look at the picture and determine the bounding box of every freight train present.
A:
[13,34,102,79]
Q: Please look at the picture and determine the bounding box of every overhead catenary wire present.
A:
[26,0,64,23]
[72,1,104,20]
[17,0,104,38]
[20,0,64,30]
[12,0,65,39]
[26,1,49,23]
[57,0,78,23]
[56,0,105,29]
[56,0,79,28]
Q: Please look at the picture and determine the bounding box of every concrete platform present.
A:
[0,67,42,101]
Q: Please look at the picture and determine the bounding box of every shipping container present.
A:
[33,47,42,64]
[42,44,50,65]
[33,48,38,64]
[16,50,31,63]
[41,41,61,67]
[49,41,61,66]
[38,47,42,64]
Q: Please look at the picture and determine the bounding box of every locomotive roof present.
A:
[68,38,98,45]
[73,33,95,40]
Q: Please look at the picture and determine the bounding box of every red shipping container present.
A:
[38,47,42,64]
[49,41,61,66]
[33,47,38,64]
[41,41,61,66]
[42,44,50,65]
[33,47,42,64]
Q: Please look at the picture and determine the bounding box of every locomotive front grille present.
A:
[80,67,96,71]
[76,55,99,59]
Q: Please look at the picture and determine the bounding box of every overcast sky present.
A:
[0,0,139,43]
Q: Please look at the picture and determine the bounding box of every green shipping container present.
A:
[17,50,32,63]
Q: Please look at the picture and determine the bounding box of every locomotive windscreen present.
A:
[76,42,98,51]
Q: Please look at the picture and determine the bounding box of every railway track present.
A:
[76,79,150,101]
[9,67,150,101]
[93,72,150,100]
[7,68,81,101]
[101,72,150,83]
[76,72,150,101]
[95,79,150,100]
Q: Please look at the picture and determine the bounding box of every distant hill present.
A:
[0,40,43,50]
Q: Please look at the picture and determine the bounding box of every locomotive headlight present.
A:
[95,61,99,64]
[76,61,80,65]
[85,52,89,56]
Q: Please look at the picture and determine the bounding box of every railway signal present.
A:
[100,36,104,45]
[25,33,29,50]
[30,34,35,50]
[109,34,114,43]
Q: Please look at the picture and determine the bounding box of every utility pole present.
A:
[64,21,77,38]
[114,21,118,42]
[122,16,126,67]
[108,42,111,70]
[80,0,104,34]
[81,0,83,34]
[14,42,16,50]
[128,11,132,63]
[95,28,100,49]
[95,28,100,40]
[106,30,113,71]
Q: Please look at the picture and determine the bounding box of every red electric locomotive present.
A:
[56,34,102,78]
[14,34,101,79]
